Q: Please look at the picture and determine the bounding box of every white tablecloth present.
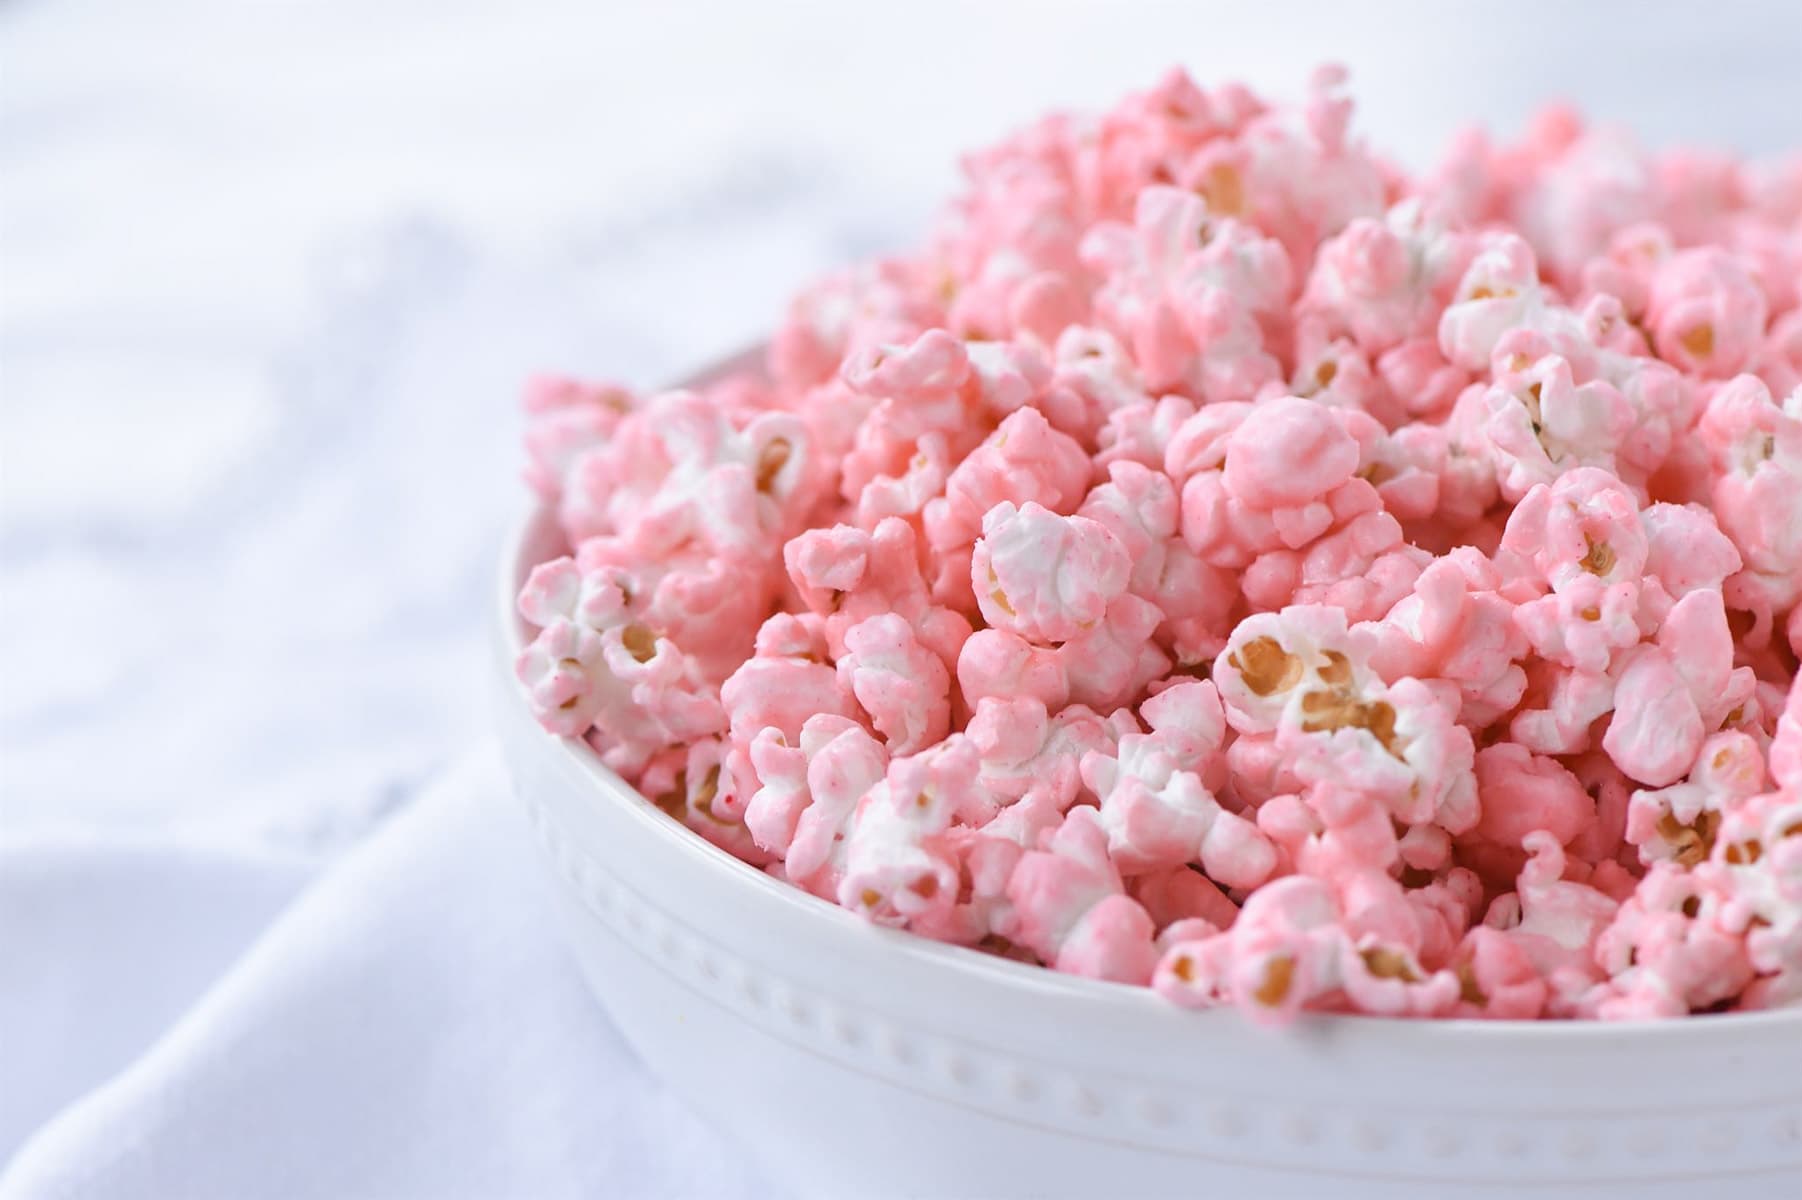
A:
[0,755,777,1199]
[3,2,1797,1196]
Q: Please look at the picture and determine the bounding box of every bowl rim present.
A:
[497,356,1801,1046]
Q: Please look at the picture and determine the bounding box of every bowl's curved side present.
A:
[496,502,1802,1198]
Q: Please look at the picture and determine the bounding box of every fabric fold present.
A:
[1,753,776,1200]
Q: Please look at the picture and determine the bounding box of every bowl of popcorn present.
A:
[495,66,1802,1198]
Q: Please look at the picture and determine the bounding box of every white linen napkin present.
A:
[0,753,781,1200]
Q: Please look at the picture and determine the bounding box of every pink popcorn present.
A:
[1362,550,1528,725]
[1221,395,1360,509]
[1056,593,1172,711]
[1601,589,1756,787]
[1096,391,1195,472]
[1005,808,1160,983]
[1376,337,1471,420]
[1495,467,1649,596]
[521,374,636,500]
[1079,461,1239,663]
[1133,866,1239,934]
[923,406,1091,559]
[839,737,981,931]
[1449,927,1549,1019]
[1081,186,1288,400]
[835,614,951,756]
[1644,248,1770,378]
[745,715,888,886]
[1489,833,1619,997]
[769,260,937,393]
[1156,873,1459,1024]
[1698,376,1802,626]
[1282,332,1402,427]
[1083,685,1275,885]
[972,502,1131,643]
[1477,354,1637,502]
[784,517,971,674]
[641,739,770,867]
[1512,573,1642,674]
[966,698,1121,840]
[1438,234,1547,370]
[1215,604,1372,734]
[1511,126,1656,290]
[1752,309,1802,398]
[784,723,891,886]
[515,618,607,738]
[1592,865,1756,1016]
[1624,731,1766,868]
[511,63,1802,1024]
[955,627,1070,713]
[1154,876,1346,1023]
[561,390,813,555]
[517,556,727,774]
[1269,507,1426,625]
[1578,222,1674,319]
[1471,743,1595,849]
[1301,201,1472,355]
[720,615,857,747]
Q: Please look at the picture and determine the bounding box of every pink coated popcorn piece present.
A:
[1301,200,1472,355]
[560,390,813,557]
[521,375,636,501]
[745,715,888,885]
[1644,248,1770,378]
[955,617,1073,714]
[1221,395,1360,508]
[1512,127,1657,290]
[640,739,771,867]
[836,613,952,756]
[1079,461,1238,662]
[1593,864,1756,1015]
[923,406,1091,556]
[513,62,1802,1023]
[841,327,971,400]
[1699,376,1802,621]
[1083,700,1276,886]
[1472,743,1595,849]
[1753,309,1802,398]
[783,719,891,888]
[1005,808,1159,984]
[1771,681,1802,793]
[1449,927,1549,1019]
[1133,866,1239,934]
[1097,392,1196,473]
[1438,234,1547,370]
[1602,646,1706,788]
[1626,728,1766,868]
[966,698,1121,835]
[1055,593,1172,711]
[1215,604,1370,734]
[720,618,858,748]
[1362,550,1528,725]
[838,737,982,932]
[972,502,1131,644]
[785,517,972,675]
[1479,354,1637,502]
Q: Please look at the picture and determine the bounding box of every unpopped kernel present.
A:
[517,67,1802,1024]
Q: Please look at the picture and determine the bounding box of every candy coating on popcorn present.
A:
[517,66,1802,1024]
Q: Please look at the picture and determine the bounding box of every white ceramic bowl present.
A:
[494,416,1802,1200]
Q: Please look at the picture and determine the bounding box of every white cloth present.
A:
[0,755,780,1200]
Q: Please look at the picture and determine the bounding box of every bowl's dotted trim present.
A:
[520,786,1802,1181]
